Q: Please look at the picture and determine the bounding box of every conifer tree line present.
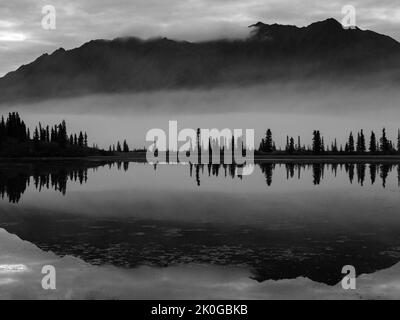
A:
[0,112,90,149]
[259,128,400,154]
[108,140,130,153]
[0,112,29,143]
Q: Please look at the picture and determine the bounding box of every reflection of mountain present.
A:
[2,211,400,286]
[1,18,400,103]
[1,160,400,285]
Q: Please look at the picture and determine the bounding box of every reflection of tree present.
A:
[357,163,366,186]
[312,163,323,185]
[0,171,29,203]
[370,164,377,185]
[196,164,201,186]
[184,162,400,188]
[345,163,355,184]
[188,163,241,186]
[331,163,338,177]
[380,164,391,188]
[4,161,399,204]
[0,161,110,203]
[123,162,129,172]
[286,164,295,179]
[260,163,275,186]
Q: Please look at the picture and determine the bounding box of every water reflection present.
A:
[1,161,400,204]
[188,162,400,188]
[1,160,400,288]
[0,161,126,203]
[1,162,399,203]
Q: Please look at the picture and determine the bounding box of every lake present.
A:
[1,159,400,299]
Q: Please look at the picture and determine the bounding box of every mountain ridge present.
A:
[1,18,400,104]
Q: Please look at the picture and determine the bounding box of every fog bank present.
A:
[1,82,399,149]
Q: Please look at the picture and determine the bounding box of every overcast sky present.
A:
[0,0,399,76]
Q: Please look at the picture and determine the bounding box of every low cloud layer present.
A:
[0,0,400,76]
[2,82,400,149]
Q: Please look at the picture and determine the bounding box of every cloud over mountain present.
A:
[1,18,400,104]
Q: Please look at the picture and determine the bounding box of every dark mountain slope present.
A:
[1,18,400,104]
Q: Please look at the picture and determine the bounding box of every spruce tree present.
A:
[84,133,88,147]
[333,139,338,153]
[78,132,84,148]
[265,129,273,152]
[321,137,325,153]
[312,130,321,154]
[380,128,390,153]
[45,126,50,143]
[357,132,361,152]
[348,132,355,153]
[123,140,129,152]
[357,130,366,153]
[360,129,366,153]
[285,136,289,152]
[370,131,377,153]
[288,137,295,153]
[34,127,39,142]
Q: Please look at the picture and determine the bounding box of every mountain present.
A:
[249,18,400,51]
[1,18,400,104]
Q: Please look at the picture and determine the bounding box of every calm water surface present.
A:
[1,160,400,299]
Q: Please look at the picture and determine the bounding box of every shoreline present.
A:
[1,153,400,163]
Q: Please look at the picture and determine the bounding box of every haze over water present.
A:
[3,82,400,150]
